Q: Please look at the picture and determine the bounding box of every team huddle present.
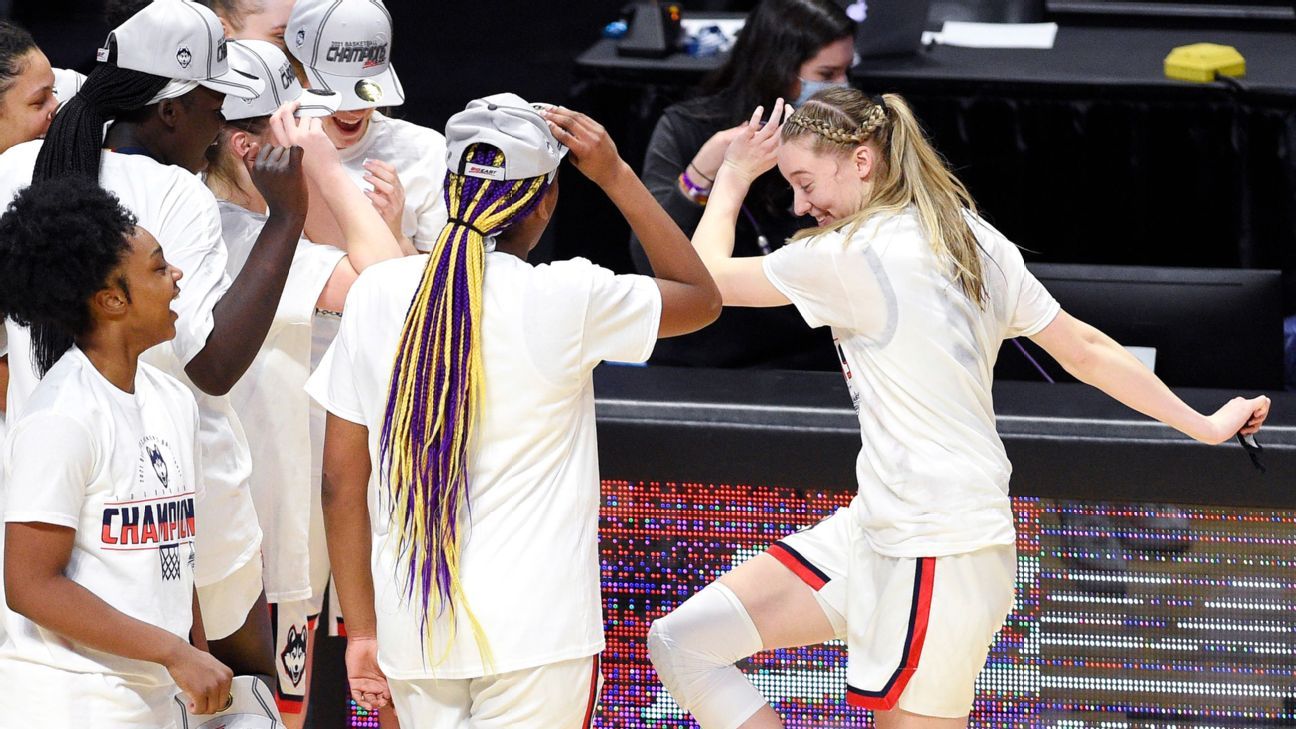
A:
[0,1,1272,728]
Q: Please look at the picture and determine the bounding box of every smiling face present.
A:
[0,48,56,154]
[777,136,875,227]
[322,107,375,149]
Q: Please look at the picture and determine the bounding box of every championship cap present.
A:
[223,39,340,121]
[444,93,569,184]
[286,0,404,111]
[97,0,264,104]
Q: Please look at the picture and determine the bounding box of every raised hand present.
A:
[362,158,407,239]
[541,106,626,188]
[688,125,747,183]
[165,642,234,716]
[720,98,789,186]
[345,636,390,711]
[268,101,341,176]
[245,142,308,219]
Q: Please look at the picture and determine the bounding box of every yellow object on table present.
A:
[1164,43,1246,83]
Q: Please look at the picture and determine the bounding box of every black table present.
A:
[562,22,1296,310]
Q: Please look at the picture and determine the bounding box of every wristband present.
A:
[679,169,710,205]
[687,163,714,183]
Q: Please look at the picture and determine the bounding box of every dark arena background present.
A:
[337,368,1296,728]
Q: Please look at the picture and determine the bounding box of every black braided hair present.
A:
[33,44,169,182]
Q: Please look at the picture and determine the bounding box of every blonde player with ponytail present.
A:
[648,87,1271,729]
[307,94,719,727]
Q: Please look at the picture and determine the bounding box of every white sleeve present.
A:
[1001,244,1060,338]
[305,293,367,426]
[4,413,96,528]
[763,238,892,336]
[764,240,852,330]
[155,173,233,365]
[576,262,661,369]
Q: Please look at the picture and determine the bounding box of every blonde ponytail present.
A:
[783,88,986,306]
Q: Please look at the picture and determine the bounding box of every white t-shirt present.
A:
[339,111,448,252]
[0,141,261,586]
[763,209,1060,558]
[220,202,346,602]
[0,348,199,727]
[306,253,660,679]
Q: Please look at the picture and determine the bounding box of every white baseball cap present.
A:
[445,93,569,184]
[286,0,404,112]
[223,40,340,121]
[96,0,263,102]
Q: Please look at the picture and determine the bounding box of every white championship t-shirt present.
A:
[0,141,262,587]
[339,111,448,252]
[0,348,199,727]
[764,208,1060,558]
[307,253,661,679]
[220,201,346,602]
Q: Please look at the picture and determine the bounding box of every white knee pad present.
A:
[647,583,767,729]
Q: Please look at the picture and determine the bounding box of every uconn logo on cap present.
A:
[216,38,228,63]
[176,46,193,69]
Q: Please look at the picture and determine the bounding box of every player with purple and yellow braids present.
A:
[308,94,720,726]
[377,141,554,663]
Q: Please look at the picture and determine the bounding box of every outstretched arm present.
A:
[1030,311,1270,444]
[543,107,721,337]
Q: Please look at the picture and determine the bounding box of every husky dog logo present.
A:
[147,444,169,488]
[176,46,193,69]
[280,624,308,687]
[295,28,306,47]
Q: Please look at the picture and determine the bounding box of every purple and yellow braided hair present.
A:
[378,143,551,664]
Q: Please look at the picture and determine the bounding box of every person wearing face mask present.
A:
[629,0,853,371]
[286,0,448,256]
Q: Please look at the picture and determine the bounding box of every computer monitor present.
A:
[839,0,933,57]
[995,263,1284,390]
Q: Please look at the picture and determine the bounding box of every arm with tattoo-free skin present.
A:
[184,144,308,395]
[5,522,232,714]
[265,103,404,312]
[319,413,389,712]
[542,106,721,337]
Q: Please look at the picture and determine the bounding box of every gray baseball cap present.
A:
[287,0,404,112]
[97,0,263,101]
[223,40,340,121]
[445,93,569,184]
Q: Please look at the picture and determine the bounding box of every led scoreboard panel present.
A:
[347,367,1294,728]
